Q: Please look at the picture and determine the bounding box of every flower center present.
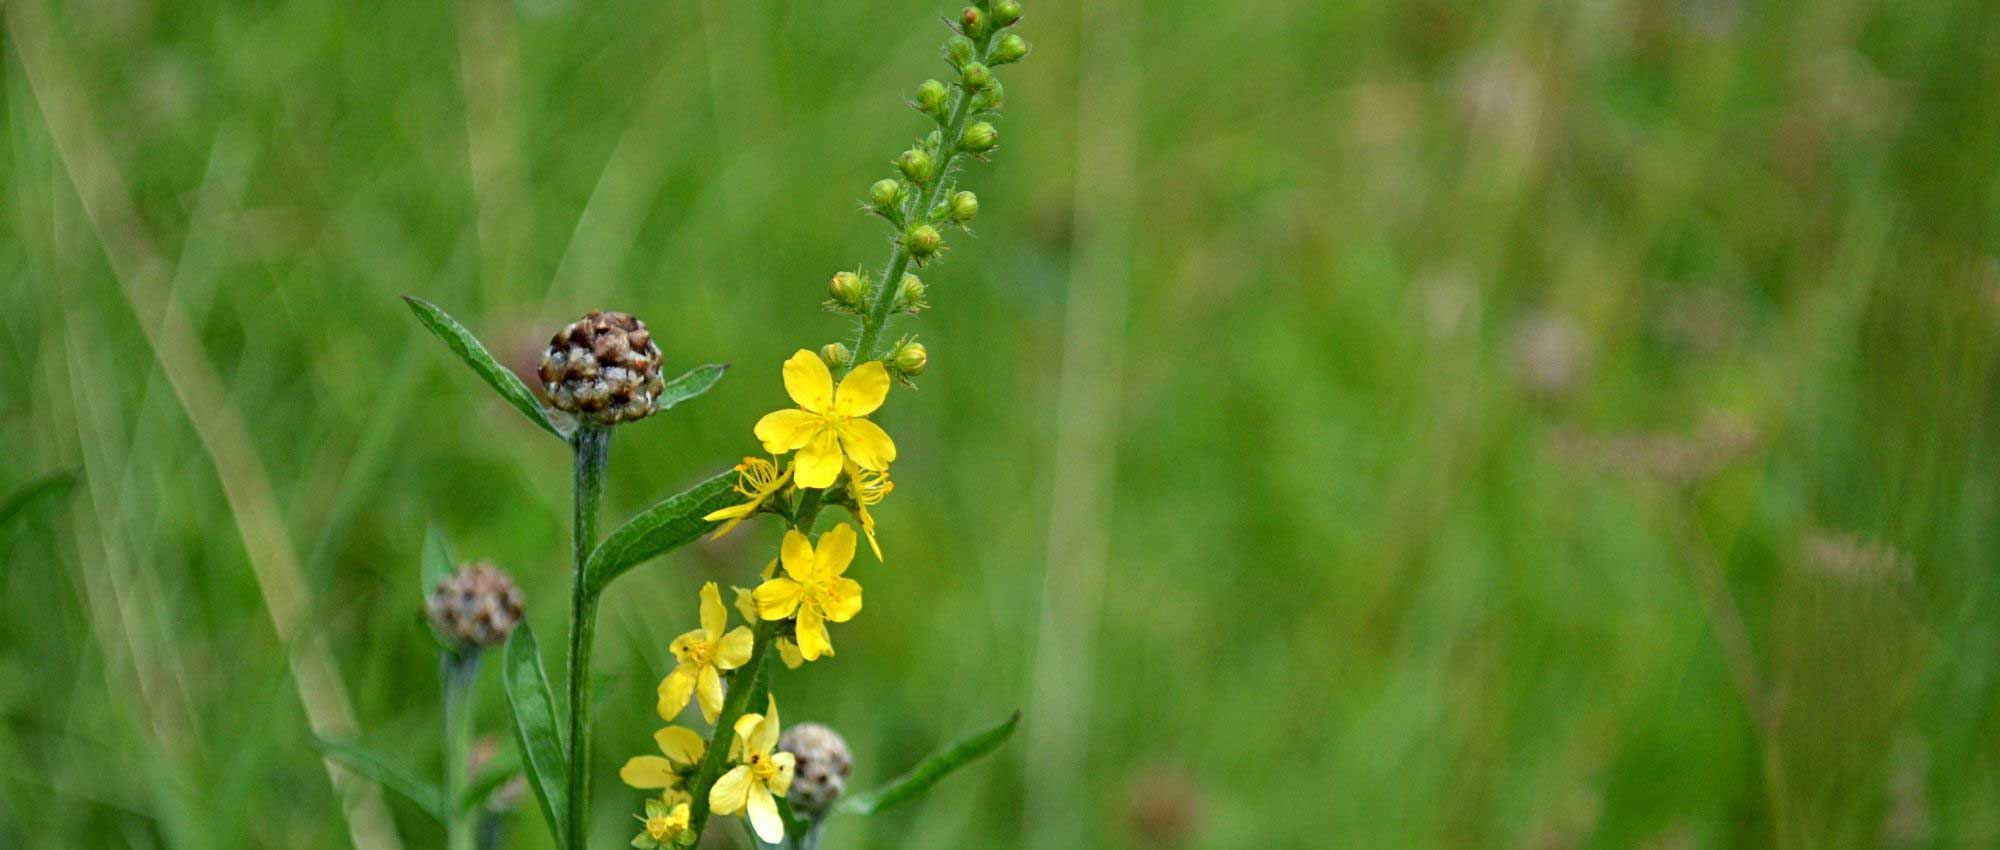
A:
[645,815,675,839]
[748,751,781,782]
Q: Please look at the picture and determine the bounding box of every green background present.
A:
[4,0,1999,847]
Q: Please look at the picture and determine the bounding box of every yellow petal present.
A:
[795,604,832,661]
[821,577,863,623]
[746,784,785,843]
[782,349,835,413]
[856,507,883,561]
[657,667,696,720]
[709,765,752,815]
[779,531,815,582]
[698,582,727,639]
[754,578,805,621]
[696,665,724,725]
[753,409,823,455]
[837,418,897,471]
[832,360,891,417]
[761,558,778,580]
[754,694,781,754]
[702,503,755,539]
[619,756,677,789]
[777,638,805,669]
[815,523,858,578]
[768,752,796,795]
[655,726,706,765]
[715,626,753,669]
[793,429,844,489]
[733,586,758,623]
[733,710,764,749]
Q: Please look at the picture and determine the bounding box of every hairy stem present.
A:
[442,650,481,850]
[566,424,611,850]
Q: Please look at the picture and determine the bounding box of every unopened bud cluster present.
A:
[426,563,525,649]
[777,723,854,818]
[538,311,667,426]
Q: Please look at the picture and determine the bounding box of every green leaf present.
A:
[502,622,570,847]
[0,471,77,533]
[838,711,1020,816]
[420,524,453,600]
[313,736,448,822]
[402,296,568,440]
[582,469,740,598]
[655,363,728,412]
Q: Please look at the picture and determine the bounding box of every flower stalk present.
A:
[441,650,481,850]
[566,423,612,850]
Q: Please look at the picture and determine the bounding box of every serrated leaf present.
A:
[402,296,568,440]
[582,469,740,598]
[655,363,727,412]
[0,471,77,533]
[838,712,1019,816]
[503,623,570,847]
[313,736,448,822]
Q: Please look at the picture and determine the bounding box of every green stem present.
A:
[442,650,480,850]
[566,424,611,850]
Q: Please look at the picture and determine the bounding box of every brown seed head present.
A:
[777,723,853,818]
[537,311,666,425]
[426,562,525,649]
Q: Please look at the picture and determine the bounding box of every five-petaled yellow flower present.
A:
[753,350,896,489]
[842,460,893,561]
[703,456,792,539]
[619,725,707,805]
[710,695,795,844]
[658,583,754,723]
[754,525,864,661]
[736,578,807,669]
[630,796,690,849]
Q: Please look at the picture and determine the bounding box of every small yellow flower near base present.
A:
[709,695,796,844]
[842,460,893,561]
[753,350,897,489]
[702,457,793,539]
[754,525,864,661]
[620,725,707,801]
[631,797,690,849]
[658,583,754,723]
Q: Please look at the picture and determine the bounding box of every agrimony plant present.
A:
[397,3,1031,848]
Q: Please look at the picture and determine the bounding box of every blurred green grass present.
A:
[4,0,2000,847]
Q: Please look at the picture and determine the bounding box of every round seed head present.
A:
[426,562,525,649]
[777,723,853,818]
[537,311,667,426]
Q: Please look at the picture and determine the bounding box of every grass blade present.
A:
[582,469,739,597]
[402,296,568,441]
[314,737,448,822]
[0,471,77,532]
[655,363,728,412]
[502,622,570,848]
[420,525,453,600]
[838,711,1020,816]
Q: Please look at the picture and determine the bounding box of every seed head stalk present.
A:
[566,424,612,850]
[441,651,480,850]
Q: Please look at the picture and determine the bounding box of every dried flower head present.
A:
[777,722,853,818]
[537,311,667,425]
[427,563,525,649]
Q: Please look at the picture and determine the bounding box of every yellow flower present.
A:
[619,725,706,801]
[709,695,796,844]
[753,350,897,489]
[735,580,806,670]
[702,456,792,539]
[657,583,754,723]
[753,524,864,661]
[842,460,894,561]
[630,796,690,849]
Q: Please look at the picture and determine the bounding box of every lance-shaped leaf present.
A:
[839,711,1020,816]
[313,736,448,822]
[0,471,77,533]
[502,623,570,847]
[582,469,739,598]
[656,363,728,412]
[402,296,568,440]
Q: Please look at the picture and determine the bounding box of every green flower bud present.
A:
[895,273,928,310]
[993,0,1023,27]
[820,342,853,368]
[904,224,943,258]
[974,79,1006,112]
[960,62,993,92]
[948,190,979,223]
[991,33,1030,65]
[897,148,935,183]
[945,35,976,69]
[868,178,903,211]
[829,271,867,306]
[914,79,949,117]
[960,121,999,153]
[894,342,929,376]
[961,7,989,37]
